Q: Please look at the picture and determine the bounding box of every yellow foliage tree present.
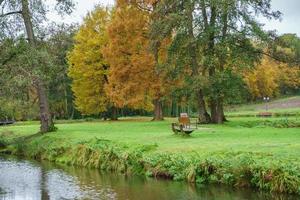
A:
[244,57,279,99]
[277,64,300,93]
[68,7,110,115]
[244,55,300,100]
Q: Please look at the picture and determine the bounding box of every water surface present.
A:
[0,156,297,200]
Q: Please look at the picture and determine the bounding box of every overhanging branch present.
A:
[0,10,22,18]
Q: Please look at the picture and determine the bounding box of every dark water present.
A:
[0,156,298,200]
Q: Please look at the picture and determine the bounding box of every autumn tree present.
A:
[103,0,168,120]
[244,57,280,99]
[278,64,300,94]
[68,7,112,117]
[244,33,300,100]
[271,34,300,94]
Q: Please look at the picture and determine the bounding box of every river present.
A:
[0,156,297,200]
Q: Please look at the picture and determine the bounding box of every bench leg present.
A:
[172,123,178,134]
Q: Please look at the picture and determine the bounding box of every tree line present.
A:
[68,0,300,123]
[0,0,299,132]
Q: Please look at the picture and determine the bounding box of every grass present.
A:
[0,116,300,194]
[1,117,299,156]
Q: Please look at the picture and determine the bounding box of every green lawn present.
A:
[1,117,299,160]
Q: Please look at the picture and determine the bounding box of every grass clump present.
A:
[0,135,8,148]
[0,130,16,148]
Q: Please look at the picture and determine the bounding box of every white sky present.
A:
[46,0,114,24]
[47,0,300,36]
[260,0,300,36]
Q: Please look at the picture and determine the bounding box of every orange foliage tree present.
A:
[103,0,168,120]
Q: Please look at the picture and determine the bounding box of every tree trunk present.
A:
[64,83,68,119]
[110,106,118,120]
[211,98,227,124]
[152,99,164,121]
[151,33,164,121]
[21,0,35,45]
[197,90,211,123]
[70,106,74,120]
[186,2,211,123]
[213,2,228,125]
[21,0,54,133]
[210,99,218,123]
[36,81,54,133]
[215,98,225,124]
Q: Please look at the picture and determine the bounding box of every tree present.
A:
[0,39,39,120]
[243,33,300,100]
[271,34,300,95]
[272,34,300,65]
[244,56,300,99]
[0,0,74,132]
[46,23,78,119]
[103,0,166,119]
[68,7,111,116]
[151,0,280,123]
[277,64,300,94]
[243,57,279,99]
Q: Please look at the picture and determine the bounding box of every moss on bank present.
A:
[3,136,300,195]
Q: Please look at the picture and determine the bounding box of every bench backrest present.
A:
[178,113,190,126]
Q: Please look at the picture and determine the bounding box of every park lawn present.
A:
[1,116,299,160]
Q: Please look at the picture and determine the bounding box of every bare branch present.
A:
[0,10,22,18]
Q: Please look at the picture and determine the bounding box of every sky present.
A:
[47,0,300,36]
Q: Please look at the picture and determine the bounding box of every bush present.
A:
[0,136,8,148]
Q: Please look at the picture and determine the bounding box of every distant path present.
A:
[256,96,300,110]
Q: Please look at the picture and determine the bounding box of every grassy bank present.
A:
[0,117,300,195]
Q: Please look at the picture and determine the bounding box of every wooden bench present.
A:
[171,113,198,134]
[257,112,272,117]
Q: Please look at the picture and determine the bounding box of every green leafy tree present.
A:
[151,0,280,123]
[46,23,78,119]
[0,0,74,132]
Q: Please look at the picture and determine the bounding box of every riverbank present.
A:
[3,156,296,200]
[1,117,300,195]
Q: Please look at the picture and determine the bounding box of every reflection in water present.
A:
[0,156,298,200]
